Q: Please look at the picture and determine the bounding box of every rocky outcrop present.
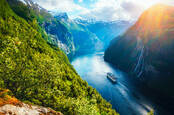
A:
[0,89,63,115]
[0,104,63,115]
[104,4,174,97]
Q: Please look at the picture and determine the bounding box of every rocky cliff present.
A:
[105,4,174,97]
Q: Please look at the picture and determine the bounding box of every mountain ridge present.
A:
[104,4,174,97]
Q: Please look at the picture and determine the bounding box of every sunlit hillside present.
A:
[128,4,174,43]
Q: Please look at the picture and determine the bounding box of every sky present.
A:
[33,0,174,21]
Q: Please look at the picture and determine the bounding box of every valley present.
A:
[1,0,174,115]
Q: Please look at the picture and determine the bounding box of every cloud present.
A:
[33,0,174,21]
[78,0,124,21]
[79,0,174,21]
[120,1,144,20]
[33,0,87,12]
[78,0,142,21]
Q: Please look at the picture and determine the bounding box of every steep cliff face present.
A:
[7,0,75,58]
[55,15,102,55]
[105,4,174,97]
[41,19,75,57]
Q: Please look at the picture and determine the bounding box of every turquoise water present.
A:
[71,53,156,115]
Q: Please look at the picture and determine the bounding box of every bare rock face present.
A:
[0,89,63,115]
[0,104,63,115]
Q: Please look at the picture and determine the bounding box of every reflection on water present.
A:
[71,53,155,115]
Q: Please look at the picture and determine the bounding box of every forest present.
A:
[0,0,118,114]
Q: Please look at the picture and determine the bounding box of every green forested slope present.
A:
[7,0,75,58]
[0,0,117,114]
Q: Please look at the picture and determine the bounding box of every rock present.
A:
[0,104,63,115]
[0,89,63,115]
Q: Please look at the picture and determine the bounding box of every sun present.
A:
[136,0,165,9]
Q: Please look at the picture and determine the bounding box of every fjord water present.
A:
[71,53,162,115]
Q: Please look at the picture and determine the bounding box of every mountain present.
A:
[81,19,132,50]
[54,13,132,56]
[104,4,174,97]
[55,14,103,56]
[7,0,75,58]
[8,0,131,58]
[54,12,69,21]
[0,0,117,114]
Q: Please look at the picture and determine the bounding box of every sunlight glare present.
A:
[140,0,167,8]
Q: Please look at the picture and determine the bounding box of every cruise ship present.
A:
[107,72,117,83]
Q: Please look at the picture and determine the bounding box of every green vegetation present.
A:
[7,0,55,44]
[147,110,154,115]
[7,0,52,23]
[7,0,35,22]
[7,0,75,58]
[0,0,118,114]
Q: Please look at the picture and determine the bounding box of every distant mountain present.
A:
[55,14,103,56]
[53,13,132,55]
[53,12,69,21]
[74,18,97,24]
[104,4,174,97]
[83,19,132,50]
